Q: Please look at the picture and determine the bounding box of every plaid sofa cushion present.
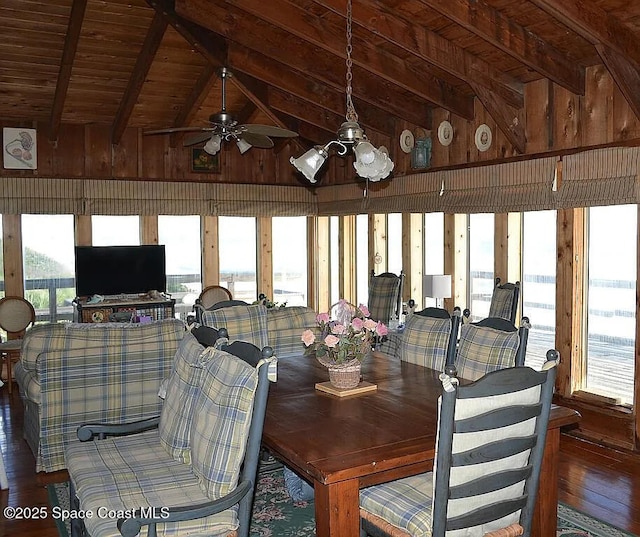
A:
[159,332,209,464]
[489,287,515,320]
[368,275,401,324]
[456,323,519,381]
[191,349,259,499]
[66,429,238,537]
[266,306,318,358]
[201,304,268,349]
[400,315,451,370]
[20,319,185,473]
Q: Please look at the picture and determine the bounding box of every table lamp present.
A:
[423,274,452,309]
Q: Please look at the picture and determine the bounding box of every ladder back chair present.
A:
[368,270,404,325]
[360,351,559,537]
[488,278,521,325]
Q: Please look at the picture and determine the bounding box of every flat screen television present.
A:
[74,245,167,297]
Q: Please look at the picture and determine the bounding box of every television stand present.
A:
[73,294,176,323]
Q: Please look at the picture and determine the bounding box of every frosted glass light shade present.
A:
[290,147,328,184]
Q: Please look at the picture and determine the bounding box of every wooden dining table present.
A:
[262,351,581,537]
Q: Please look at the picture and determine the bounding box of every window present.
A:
[330,216,340,306]
[585,205,636,405]
[468,213,494,320]
[356,214,369,306]
[423,212,444,309]
[158,215,201,319]
[387,213,402,276]
[218,217,257,303]
[92,215,140,246]
[272,216,307,306]
[522,210,556,370]
[22,215,75,322]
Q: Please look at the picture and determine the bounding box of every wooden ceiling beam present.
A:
[176,2,432,127]
[227,44,428,128]
[470,83,526,153]
[176,0,473,119]
[312,0,523,109]
[111,12,167,145]
[169,63,218,148]
[49,0,88,141]
[227,46,394,134]
[147,0,302,151]
[421,0,585,95]
[595,44,640,121]
[221,0,474,118]
[530,0,640,72]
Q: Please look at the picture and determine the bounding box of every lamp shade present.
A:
[203,134,222,155]
[290,147,328,184]
[236,138,252,154]
[423,274,452,299]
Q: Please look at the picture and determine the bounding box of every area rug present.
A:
[47,464,637,537]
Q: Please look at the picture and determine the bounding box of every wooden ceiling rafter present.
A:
[420,0,585,96]
[175,0,432,127]
[168,62,218,148]
[147,0,304,153]
[111,12,168,145]
[49,0,88,142]
[312,0,523,109]
[226,44,430,129]
[529,0,640,121]
[219,0,474,119]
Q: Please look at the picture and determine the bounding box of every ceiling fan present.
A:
[144,67,298,155]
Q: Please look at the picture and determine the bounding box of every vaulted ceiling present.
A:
[2,0,640,155]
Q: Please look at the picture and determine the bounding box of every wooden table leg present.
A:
[532,428,560,537]
[314,478,361,537]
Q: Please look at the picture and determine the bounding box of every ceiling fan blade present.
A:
[241,132,274,149]
[242,124,299,138]
[144,127,212,135]
[183,132,217,147]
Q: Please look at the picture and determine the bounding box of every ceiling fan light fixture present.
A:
[236,138,252,154]
[203,134,222,155]
[290,0,393,185]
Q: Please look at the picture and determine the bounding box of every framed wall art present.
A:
[191,148,220,173]
[3,127,37,170]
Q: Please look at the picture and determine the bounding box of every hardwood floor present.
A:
[2,387,640,536]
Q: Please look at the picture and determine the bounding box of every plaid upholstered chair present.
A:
[368,270,404,325]
[399,307,461,372]
[65,332,276,537]
[488,277,521,325]
[455,316,530,381]
[360,351,559,537]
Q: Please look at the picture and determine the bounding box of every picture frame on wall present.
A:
[191,148,220,173]
[3,127,37,170]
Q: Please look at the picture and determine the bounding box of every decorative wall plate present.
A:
[475,124,492,152]
[437,121,453,146]
[399,129,414,153]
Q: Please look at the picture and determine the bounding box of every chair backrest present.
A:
[217,341,275,537]
[455,316,530,380]
[432,354,558,537]
[197,285,233,310]
[488,277,521,325]
[194,286,234,324]
[368,270,404,325]
[400,307,461,371]
[0,296,36,336]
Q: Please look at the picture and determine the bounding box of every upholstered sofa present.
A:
[14,318,186,472]
[201,304,318,359]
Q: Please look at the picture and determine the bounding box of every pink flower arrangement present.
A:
[301,300,388,365]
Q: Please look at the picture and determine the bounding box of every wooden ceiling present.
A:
[2,0,640,155]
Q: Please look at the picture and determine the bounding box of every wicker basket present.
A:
[325,359,362,389]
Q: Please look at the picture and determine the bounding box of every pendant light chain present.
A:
[345,0,358,123]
